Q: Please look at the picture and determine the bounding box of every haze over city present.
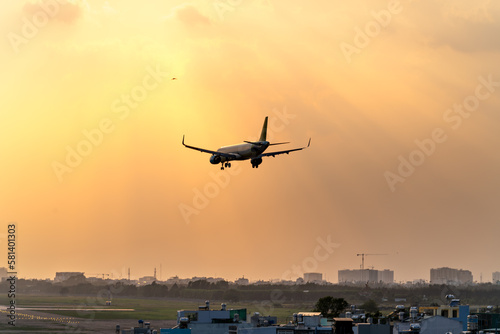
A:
[1,0,500,283]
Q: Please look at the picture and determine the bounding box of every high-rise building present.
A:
[493,272,500,284]
[304,272,322,283]
[338,269,393,284]
[378,269,395,284]
[430,267,473,285]
[0,267,8,281]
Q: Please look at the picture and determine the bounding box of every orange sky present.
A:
[1,0,500,283]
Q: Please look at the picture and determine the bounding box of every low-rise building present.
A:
[235,277,249,285]
[54,272,85,283]
[138,276,156,285]
[419,304,469,331]
[394,316,463,334]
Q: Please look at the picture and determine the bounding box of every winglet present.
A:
[307,138,311,147]
[259,116,268,142]
[182,135,185,146]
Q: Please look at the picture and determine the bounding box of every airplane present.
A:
[182,116,310,170]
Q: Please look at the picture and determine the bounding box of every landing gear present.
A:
[221,162,232,170]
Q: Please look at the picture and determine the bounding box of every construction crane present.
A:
[356,253,387,270]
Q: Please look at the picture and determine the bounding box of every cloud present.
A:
[437,19,500,52]
[22,0,86,24]
[102,1,118,16]
[406,0,500,52]
[166,3,211,27]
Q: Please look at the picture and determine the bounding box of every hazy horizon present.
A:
[17,267,497,284]
[1,1,500,285]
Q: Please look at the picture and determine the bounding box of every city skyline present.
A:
[2,1,500,284]
[9,266,500,285]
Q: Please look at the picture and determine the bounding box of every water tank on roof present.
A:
[410,307,418,320]
[410,323,421,331]
[180,317,189,329]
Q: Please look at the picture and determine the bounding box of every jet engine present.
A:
[210,155,221,164]
[251,157,262,168]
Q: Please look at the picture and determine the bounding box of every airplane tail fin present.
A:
[259,116,268,141]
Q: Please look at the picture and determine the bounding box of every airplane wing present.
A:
[182,136,237,159]
[260,138,311,158]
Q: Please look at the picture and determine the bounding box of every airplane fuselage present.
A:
[211,142,269,163]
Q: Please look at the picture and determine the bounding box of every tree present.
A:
[188,279,211,289]
[169,283,180,297]
[361,299,379,314]
[223,289,241,302]
[213,280,229,289]
[313,296,348,318]
[141,281,169,297]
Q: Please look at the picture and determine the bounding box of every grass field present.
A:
[0,295,314,322]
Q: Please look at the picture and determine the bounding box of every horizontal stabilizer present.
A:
[244,141,290,146]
